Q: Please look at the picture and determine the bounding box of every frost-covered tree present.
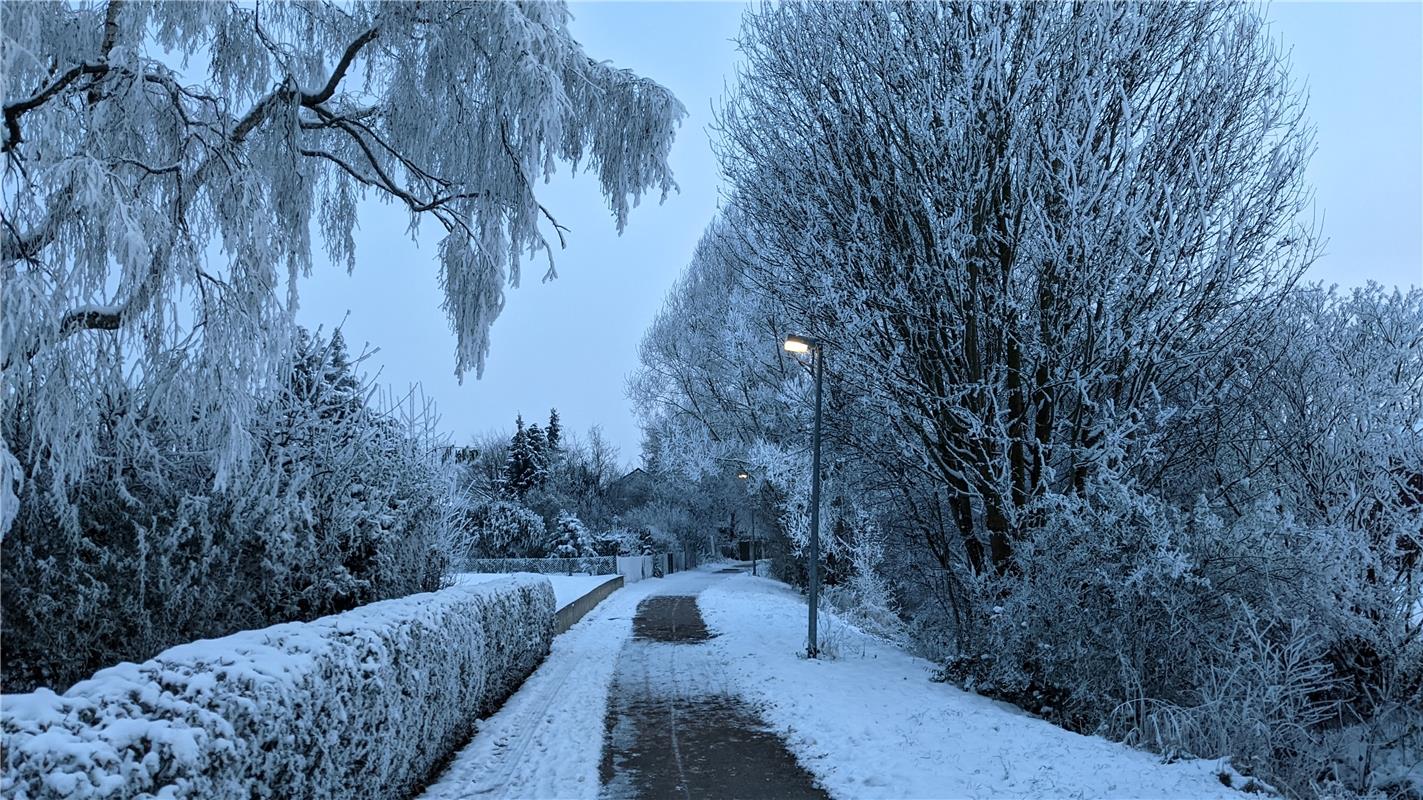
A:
[524,422,549,490]
[630,212,892,590]
[715,1,1317,578]
[1,0,684,537]
[451,429,517,505]
[503,415,532,498]
[558,426,618,521]
[503,413,555,499]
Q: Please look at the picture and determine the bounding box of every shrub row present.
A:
[1,575,554,799]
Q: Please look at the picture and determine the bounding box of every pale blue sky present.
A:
[296,1,1422,465]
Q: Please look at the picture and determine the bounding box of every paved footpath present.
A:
[599,567,828,800]
[419,565,825,800]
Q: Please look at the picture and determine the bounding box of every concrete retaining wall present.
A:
[553,575,624,635]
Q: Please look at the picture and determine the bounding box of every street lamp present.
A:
[783,333,824,659]
[782,335,815,355]
[736,470,758,575]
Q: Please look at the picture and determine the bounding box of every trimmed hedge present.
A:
[1,574,554,799]
[464,556,617,576]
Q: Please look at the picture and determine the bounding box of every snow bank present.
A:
[699,573,1242,799]
[1,575,554,800]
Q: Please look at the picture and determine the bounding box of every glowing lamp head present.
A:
[737,470,750,480]
[783,334,816,354]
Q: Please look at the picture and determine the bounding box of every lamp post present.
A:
[784,334,824,659]
[736,470,758,575]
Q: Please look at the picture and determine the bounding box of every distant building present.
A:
[608,467,655,514]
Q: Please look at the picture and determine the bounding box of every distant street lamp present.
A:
[783,333,824,659]
[736,469,759,576]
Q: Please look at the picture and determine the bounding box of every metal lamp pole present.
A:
[785,334,824,659]
[737,469,758,576]
[750,507,757,575]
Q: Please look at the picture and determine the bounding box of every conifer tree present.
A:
[504,415,533,498]
[547,409,562,451]
[324,330,361,410]
[526,423,549,490]
[552,511,591,563]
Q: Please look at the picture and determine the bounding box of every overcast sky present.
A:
[296,1,1423,468]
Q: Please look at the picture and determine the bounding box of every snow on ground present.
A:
[699,572,1244,800]
[419,569,712,800]
[452,572,619,611]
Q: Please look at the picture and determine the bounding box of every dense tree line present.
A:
[632,3,1421,796]
[2,328,456,692]
[452,409,655,561]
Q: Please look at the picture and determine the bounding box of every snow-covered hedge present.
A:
[1,575,554,799]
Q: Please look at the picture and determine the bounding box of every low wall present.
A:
[465,556,617,576]
[474,552,684,585]
[552,576,624,635]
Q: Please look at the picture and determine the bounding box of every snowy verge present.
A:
[698,573,1246,799]
[1,575,555,800]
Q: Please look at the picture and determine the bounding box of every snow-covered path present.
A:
[422,565,1248,800]
[418,570,713,800]
[600,568,826,799]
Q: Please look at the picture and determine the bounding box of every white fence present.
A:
[617,555,653,583]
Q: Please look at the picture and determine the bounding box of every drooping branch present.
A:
[3,63,109,152]
[19,24,380,347]
[60,306,123,334]
[299,26,380,107]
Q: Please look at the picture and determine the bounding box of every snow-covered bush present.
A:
[589,528,639,557]
[819,517,904,644]
[635,527,659,556]
[1,575,554,800]
[942,483,1420,796]
[462,499,549,559]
